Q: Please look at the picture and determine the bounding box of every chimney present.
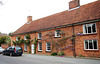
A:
[69,0,80,10]
[27,16,32,23]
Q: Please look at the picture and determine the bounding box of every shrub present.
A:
[58,52,65,56]
[51,52,57,56]
[79,54,82,57]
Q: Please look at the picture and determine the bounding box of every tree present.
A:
[0,36,11,46]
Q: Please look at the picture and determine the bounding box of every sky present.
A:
[0,0,97,34]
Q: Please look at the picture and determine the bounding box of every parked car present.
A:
[3,47,23,56]
[0,47,4,54]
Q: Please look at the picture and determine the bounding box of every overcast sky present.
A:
[0,0,97,34]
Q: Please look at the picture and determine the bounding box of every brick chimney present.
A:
[69,0,80,10]
[27,16,32,23]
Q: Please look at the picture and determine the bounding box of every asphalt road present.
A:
[0,54,100,64]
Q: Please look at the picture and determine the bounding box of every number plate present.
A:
[18,50,21,52]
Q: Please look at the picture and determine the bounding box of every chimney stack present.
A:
[27,16,32,23]
[69,0,80,10]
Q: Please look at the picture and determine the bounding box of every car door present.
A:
[5,47,12,54]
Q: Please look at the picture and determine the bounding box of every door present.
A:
[31,44,34,54]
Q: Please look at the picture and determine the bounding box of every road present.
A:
[0,54,100,64]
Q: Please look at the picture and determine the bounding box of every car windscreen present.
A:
[16,47,22,50]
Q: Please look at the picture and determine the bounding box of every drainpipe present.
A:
[72,24,76,57]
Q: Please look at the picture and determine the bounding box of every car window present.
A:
[7,47,12,50]
[16,47,21,50]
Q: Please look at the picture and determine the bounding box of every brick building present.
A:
[11,0,100,57]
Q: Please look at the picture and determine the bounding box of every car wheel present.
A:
[10,53,13,56]
[3,52,5,55]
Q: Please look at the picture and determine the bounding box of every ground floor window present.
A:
[84,40,98,50]
[46,42,51,51]
[38,43,42,51]
[24,44,27,51]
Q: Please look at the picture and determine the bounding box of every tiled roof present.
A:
[11,1,100,36]
[0,33,8,36]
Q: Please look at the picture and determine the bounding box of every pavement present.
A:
[0,54,100,64]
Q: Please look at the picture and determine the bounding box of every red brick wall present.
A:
[1,44,9,49]
[11,22,100,57]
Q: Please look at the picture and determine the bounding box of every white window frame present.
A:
[38,33,42,39]
[55,30,61,37]
[38,43,42,51]
[16,37,18,41]
[83,23,97,34]
[24,44,27,51]
[84,40,98,50]
[46,42,51,51]
[24,36,27,40]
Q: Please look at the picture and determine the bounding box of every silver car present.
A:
[0,47,4,54]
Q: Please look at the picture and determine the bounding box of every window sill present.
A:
[38,38,41,40]
[38,51,42,52]
[46,51,51,53]
[24,50,27,52]
[81,33,97,36]
[54,36,61,38]
[84,49,99,51]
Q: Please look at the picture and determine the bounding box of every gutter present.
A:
[10,18,100,36]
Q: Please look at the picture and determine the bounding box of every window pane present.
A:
[83,25,87,33]
[92,24,96,33]
[85,40,88,49]
[93,40,97,49]
[56,30,61,36]
[89,40,93,49]
[47,43,51,51]
[39,43,42,50]
[88,27,92,33]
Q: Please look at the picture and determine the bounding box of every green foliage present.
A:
[51,52,58,56]
[34,46,36,54]
[79,54,82,57]
[58,52,65,56]
[12,36,24,45]
[0,36,11,46]
[25,34,31,39]
[16,36,20,40]
[34,38,38,54]
[34,38,38,45]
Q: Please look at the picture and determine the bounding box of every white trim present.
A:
[24,44,27,51]
[46,42,51,51]
[84,40,98,50]
[68,6,80,11]
[38,33,41,39]
[16,37,18,41]
[38,43,42,51]
[24,36,27,40]
[55,30,61,37]
[83,23,97,34]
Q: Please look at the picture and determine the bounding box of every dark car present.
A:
[3,47,23,56]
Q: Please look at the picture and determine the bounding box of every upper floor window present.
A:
[84,40,98,50]
[55,30,61,37]
[83,23,96,34]
[38,33,42,39]
[16,37,18,41]
[38,43,42,51]
[24,36,27,40]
